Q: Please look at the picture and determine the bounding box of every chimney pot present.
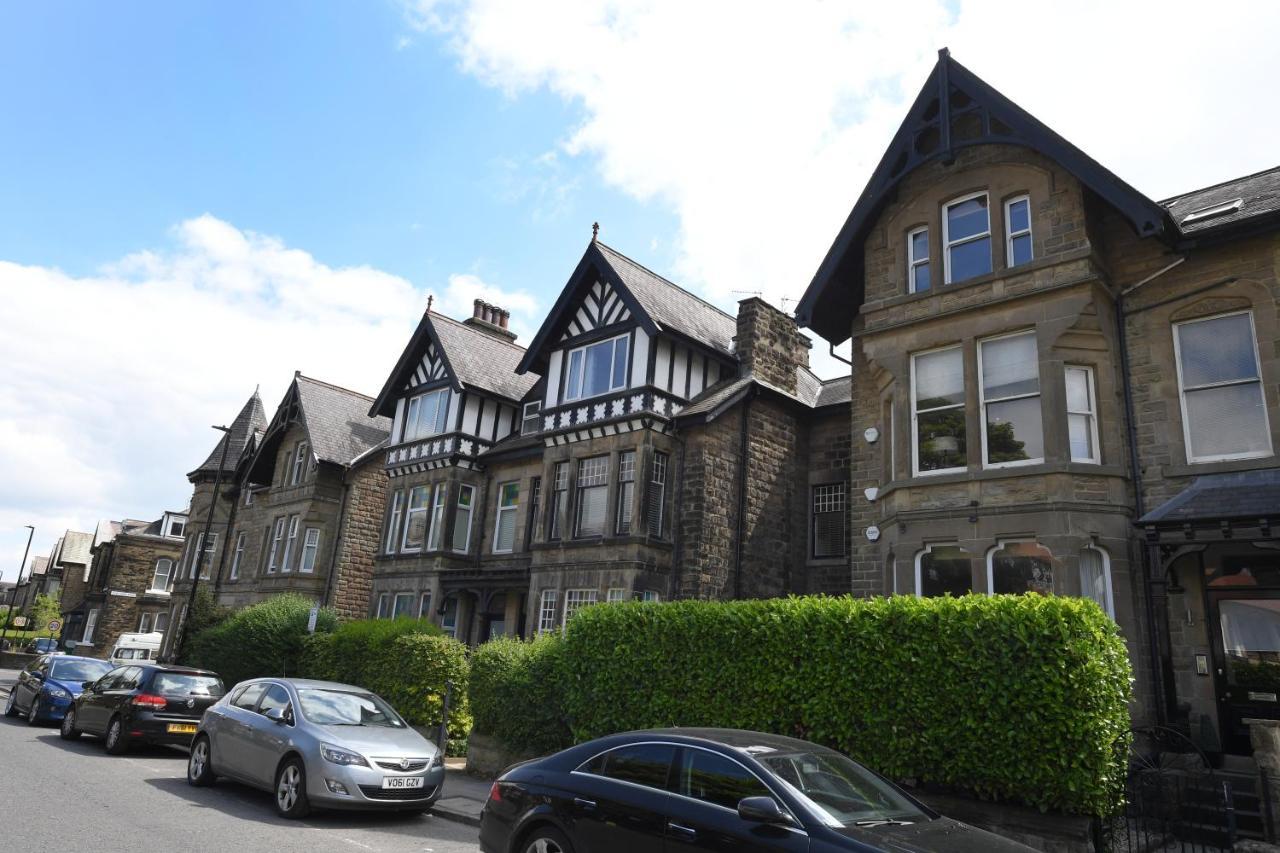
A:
[499,309,510,329]
[473,299,483,319]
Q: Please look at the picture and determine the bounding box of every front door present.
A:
[1209,591,1280,753]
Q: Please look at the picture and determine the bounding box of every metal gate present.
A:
[1097,727,1238,852]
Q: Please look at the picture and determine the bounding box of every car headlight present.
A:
[45,686,71,701]
[430,752,444,768]
[320,743,368,767]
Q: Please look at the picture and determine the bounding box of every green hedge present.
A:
[555,595,1130,817]
[185,593,338,687]
[470,634,571,755]
[303,618,471,755]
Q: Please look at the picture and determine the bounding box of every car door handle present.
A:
[573,797,597,810]
[668,822,697,841]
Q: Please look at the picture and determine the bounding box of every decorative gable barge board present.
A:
[369,311,464,418]
[406,339,450,388]
[795,48,1176,344]
[544,418,668,447]
[559,279,632,340]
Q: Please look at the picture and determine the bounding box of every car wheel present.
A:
[59,708,81,741]
[520,827,575,853]
[104,716,129,755]
[3,690,17,718]
[26,698,42,726]
[274,758,311,819]
[188,736,216,786]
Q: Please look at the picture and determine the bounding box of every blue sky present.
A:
[2,0,1278,577]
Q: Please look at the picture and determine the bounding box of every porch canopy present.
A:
[1140,469,1280,544]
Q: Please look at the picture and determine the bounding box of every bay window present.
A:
[384,490,404,554]
[392,592,414,619]
[616,451,636,535]
[1066,366,1100,463]
[493,482,519,553]
[281,515,300,572]
[403,387,451,442]
[300,528,320,573]
[979,331,1042,467]
[427,483,448,551]
[911,346,966,474]
[526,476,542,548]
[562,588,598,627]
[267,518,285,573]
[1079,546,1114,618]
[229,532,245,580]
[401,485,429,552]
[537,589,559,634]
[915,545,971,597]
[647,452,669,538]
[451,484,475,553]
[907,226,930,293]
[812,484,847,558]
[289,441,309,486]
[1174,311,1271,462]
[943,192,992,284]
[1005,195,1032,267]
[564,334,630,401]
[574,456,609,538]
[988,540,1055,595]
[549,462,569,540]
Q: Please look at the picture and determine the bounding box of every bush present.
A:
[185,593,337,687]
[558,595,1131,817]
[471,634,571,755]
[301,617,470,755]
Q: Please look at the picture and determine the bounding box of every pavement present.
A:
[0,667,484,852]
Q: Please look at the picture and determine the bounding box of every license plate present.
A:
[382,776,425,790]
[167,724,198,735]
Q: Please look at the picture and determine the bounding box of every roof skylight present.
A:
[1180,198,1244,225]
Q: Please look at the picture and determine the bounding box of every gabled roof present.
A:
[1162,165,1280,238]
[1139,469,1280,526]
[190,390,269,478]
[796,49,1175,344]
[29,555,48,576]
[369,309,537,417]
[517,240,737,374]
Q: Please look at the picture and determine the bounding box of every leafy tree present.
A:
[31,594,62,637]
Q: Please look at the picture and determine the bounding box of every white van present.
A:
[108,631,164,665]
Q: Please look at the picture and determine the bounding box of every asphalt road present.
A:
[0,670,482,853]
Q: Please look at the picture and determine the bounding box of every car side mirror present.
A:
[738,796,793,826]
[31,672,44,682]
[264,707,287,724]
[81,681,96,690]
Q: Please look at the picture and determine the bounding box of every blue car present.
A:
[4,654,114,725]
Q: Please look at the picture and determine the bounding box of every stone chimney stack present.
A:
[733,297,810,394]
[463,299,518,342]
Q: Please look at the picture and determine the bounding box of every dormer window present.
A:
[403,387,450,442]
[521,401,542,436]
[1005,195,1033,267]
[943,192,992,284]
[907,227,930,293]
[565,333,629,402]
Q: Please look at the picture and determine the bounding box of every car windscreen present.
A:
[754,749,927,826]
[151,673,226,697]
[296,688,405,728]
[49,659,113,683]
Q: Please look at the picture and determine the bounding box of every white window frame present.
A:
[229,532,245,581]
[267,517,286,574]
[492,481,520,554]
[300,528,320,573]
[384,490,404,554]
[573,455,610,539]
[83,608,99,644]
[563,332,630,402]
[245,488,254,507]
[985,539,1054,596]
[647,452,668,538]
[375,593,389,619]
[139,612,153,633]
[910,344,966,477]
[521,401,542,436]
[977,330,1043,469]
[155,611,169,635]
[641,590,660,602]
[914,543,970,598]
[1079,545,1114,619]
[1172,310,1273,464]
[392,592,414,619]
[452,484,475,554]
[907,225,930,294]
[440,597,458,637]
[191,532,216,579]
[150,558,174,593]
[281,515,300,573]
[403,387,451,443]
[942,191,991,285]
[616,450,636,535]
[537,589,558,634]
[290,441,309,486]
[606,588,628,603]
[1065,365,1101,464]
[427,483,447,551]
[811,483,847,559]
[401,486,429,554]
[1004,195,1033,267]
[562,588,599,628]
[418,592,432,619]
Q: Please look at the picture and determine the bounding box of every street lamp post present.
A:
[1,525,35,650]
[169,424,231,664]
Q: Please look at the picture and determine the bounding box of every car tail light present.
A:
[488,782,502,803]
[131,694,167,710]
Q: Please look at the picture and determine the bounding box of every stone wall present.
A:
[87,535,182,659]
[734,297,810,392]
[328,454,390,619]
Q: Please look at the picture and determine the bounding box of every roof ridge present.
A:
[295,373,377,402]
[1160,163,1280,206]
[596,240,736,323]
[430,310,529,353]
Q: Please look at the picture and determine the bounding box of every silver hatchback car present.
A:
[187,677,445,818]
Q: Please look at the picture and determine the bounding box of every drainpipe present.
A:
[322,476,353,610]
[732,388,757,599]
[1115,256,1185,726]
[667,431,688,602]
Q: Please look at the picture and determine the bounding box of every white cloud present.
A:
[436,271,541,341]
[0,216,533,577]
[405,0,1280,378]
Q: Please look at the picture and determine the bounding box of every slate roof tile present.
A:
[295,375,391,466]
[1140,468,1280,524]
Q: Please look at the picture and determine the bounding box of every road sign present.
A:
[12,616,27,627]
[306,606,319,634]
[48,619,61,632]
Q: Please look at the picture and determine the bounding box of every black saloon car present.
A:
[479,729,1035,853]
[60,663,225,754]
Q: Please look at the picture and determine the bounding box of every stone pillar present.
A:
[1248,719,1280,842]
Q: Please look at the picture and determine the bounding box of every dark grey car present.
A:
[188,677,444,818]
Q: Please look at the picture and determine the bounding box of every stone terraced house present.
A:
[365,238,852,642]
[795,49,1280,758]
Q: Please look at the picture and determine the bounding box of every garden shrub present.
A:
[558,594,1131,817]
[184,592,337,687]
[302,616,441,685]
[470,634,571,755]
